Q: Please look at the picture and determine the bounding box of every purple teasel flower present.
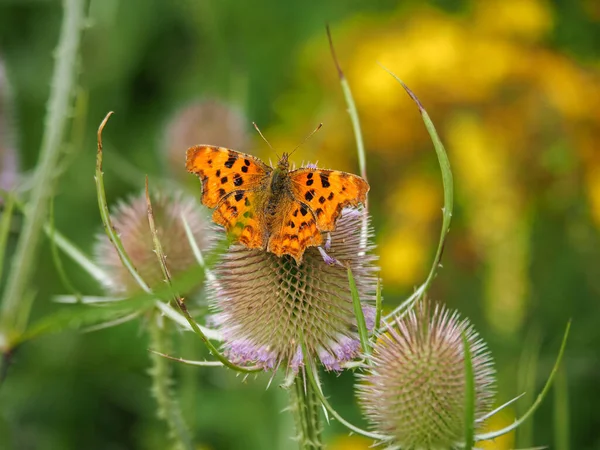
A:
[208,208,379,374]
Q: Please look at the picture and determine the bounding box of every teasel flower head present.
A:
[0,57,19,198]
[357,301,496,449]
[95,190,214,295]
[209,208,378,373]
[164,99,249,181]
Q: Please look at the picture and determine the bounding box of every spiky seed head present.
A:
[163,99,248,180]
[209,208,378,373]
[95,191,213,295]
[357,301,496,449]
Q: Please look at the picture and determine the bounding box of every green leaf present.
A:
[347,267,370,355]
[517,326,542,447]
[49,197,82,299]
[21,296,155,343]
[381,68,454,320]
[553,366,570,450]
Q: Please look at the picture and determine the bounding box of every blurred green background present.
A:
[0,0,599,448]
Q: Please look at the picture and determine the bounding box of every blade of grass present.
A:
[476,320,571,441]
[145,177,260,373]
[553,366,570,450]
[181,213,214,282]
[5,192,110,286]
[0,0,85,335]
[347,267,370,356]
[517,326,541,447]
[381,68,454,320]
[49,197,81,299]
[0,193,14,282]
[476,393,526,423]
[463,331,475,449]
[44,226,110,285]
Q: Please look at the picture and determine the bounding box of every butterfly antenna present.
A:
[289,123,323,157]
[252,122,279,158]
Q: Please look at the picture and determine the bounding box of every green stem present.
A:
[148,311,194,450]
[290,374,323,450]
[0,0,84,337]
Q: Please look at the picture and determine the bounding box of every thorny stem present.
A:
[148,311,194,450]
[0,0,85,340]
[290,373,323,450]
[144,177,260,373]
[326,25,370,261]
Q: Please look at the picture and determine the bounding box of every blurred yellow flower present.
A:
[474,0,553,40]
[379,227,429,286]
[586,165,600,226]
[268,0,600,304]
[447,113,529,334]
[478,407,516,449]
[329,434,372,450]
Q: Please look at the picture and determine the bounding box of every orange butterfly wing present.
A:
[186,145,271,208]
[267,199,323,262]
[289,169,369,232]
[213,190,266,249]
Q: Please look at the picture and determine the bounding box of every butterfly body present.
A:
[186,145,369,263]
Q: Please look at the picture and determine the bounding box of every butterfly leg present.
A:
[318,246,340,266]
[324,232,332,251]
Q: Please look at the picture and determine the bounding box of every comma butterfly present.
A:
[186,145,369,264]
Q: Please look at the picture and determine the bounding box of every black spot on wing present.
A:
[216,169,221,177]
[225,153,237,169]
[234,192,244,202]
[233,174,243,186]
[304,190,315,202]
[221,176,228,184]
[241,166,249,173]
[300,205,308,216]
[306,179,314,186]
[328,192,334,200]
[320,173,330,188]
[218,188,226,198]
[318,196,326,204]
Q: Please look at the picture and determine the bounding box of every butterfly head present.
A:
[277,152,290,171]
